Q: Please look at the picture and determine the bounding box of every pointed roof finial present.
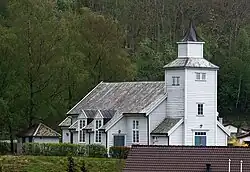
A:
[182,20,200,42]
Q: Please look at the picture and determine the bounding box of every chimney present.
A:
[219,117,223,124]
[206,164,211,172]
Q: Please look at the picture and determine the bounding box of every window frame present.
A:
[132,120,139,143]
[95,119,103,143]
[78,119,87,143]
[197,103,204,116]
[195,72,206,81]
[172,76,180,86]
[194,132,207,146]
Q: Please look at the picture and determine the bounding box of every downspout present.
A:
[167,134,169,146]
[105,132,108,148]
[147,115,149,145]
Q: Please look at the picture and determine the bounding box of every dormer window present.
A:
[172,76,180,86]
[196,72,206,81]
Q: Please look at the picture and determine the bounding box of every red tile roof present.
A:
[123,145,250,172]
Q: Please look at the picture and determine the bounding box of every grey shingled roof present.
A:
[100,110,116,118]
[151,118,182,134]
[84,110,97,118]
[164,58,219,69]
[58,116,72,127]
[67,82,165,115]
[17,123,61,137]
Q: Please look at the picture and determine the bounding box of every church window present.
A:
[132,120,139,143]
[196,72,206,81]
[172,76,180,86]
[197,103,204,116]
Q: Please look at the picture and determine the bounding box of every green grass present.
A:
[0,155,125,172]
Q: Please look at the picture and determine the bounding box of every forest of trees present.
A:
[1,0,250,141]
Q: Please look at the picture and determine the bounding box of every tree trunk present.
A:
[235,74,242,109]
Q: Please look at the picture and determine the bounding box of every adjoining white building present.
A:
[59,22,230,148]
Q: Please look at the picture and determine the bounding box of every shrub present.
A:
[0,142,10,154]
[86,144,107,158]
[22,143,107,157]
[109,146,130,159]
[67,156,76,172]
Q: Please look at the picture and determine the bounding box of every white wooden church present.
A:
[59,22,230,148]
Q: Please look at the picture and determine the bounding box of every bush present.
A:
[22,143,107,157]
[0,142,17,154]
[86,144,107,158]
[109,146,130,159]
[0,142,10,154]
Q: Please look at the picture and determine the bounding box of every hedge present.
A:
[22,143,107,157]
[0,142,17,154]
[109,146,130,159]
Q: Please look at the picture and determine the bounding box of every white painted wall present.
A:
[217,126,227,146]
[62,128,70,143]
[126,116,148,146]
[165,70,185,118]
[33,137,59,143]
[73,132,78,144]
[177,42,204,58]
[151,136,168,145]
[148,100,167,143]
[169,123,184,145]
[239,136,250,144]
[185,69,218,146]
[107,117,127,149]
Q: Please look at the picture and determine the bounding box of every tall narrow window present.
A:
[197,103,204,116]
[79,119,86,143]
[132,120,139,143]
[194,132,206,146]
[172,76,180,86]
[95,120,102,143]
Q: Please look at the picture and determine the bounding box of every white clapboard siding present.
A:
[107,117,127,149]
[185,69,217,146]
[169,123,184,145]
[62,128,70,143]
[126,117,148,146]
[33,137,59,143]
[165,70,185,118]
[217,126,227,146]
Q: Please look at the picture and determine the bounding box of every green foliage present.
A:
[0,155,124,172]
[109,146,130,159]
[80,160,87,172]
[86,144,107,158]
[67,156,76,172]
[22,143,106,157]
[0,142,10,155]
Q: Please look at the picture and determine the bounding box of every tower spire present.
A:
[182,21,199,42]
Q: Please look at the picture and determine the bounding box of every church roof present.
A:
[151,118,182,134]
[67,81,165,115]
[181,21,201,42]
[164,57,219,69]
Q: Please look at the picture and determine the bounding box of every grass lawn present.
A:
[0,155,125,172]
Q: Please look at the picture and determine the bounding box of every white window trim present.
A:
[78,119,87,143]
[195,72,206,81]
[94,119,103,143]
[193,131,207,146]
[172,76,180,86]
[196,103,204,116]
[132,120,139,143]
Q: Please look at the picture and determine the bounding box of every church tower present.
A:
[164,21,223,146]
